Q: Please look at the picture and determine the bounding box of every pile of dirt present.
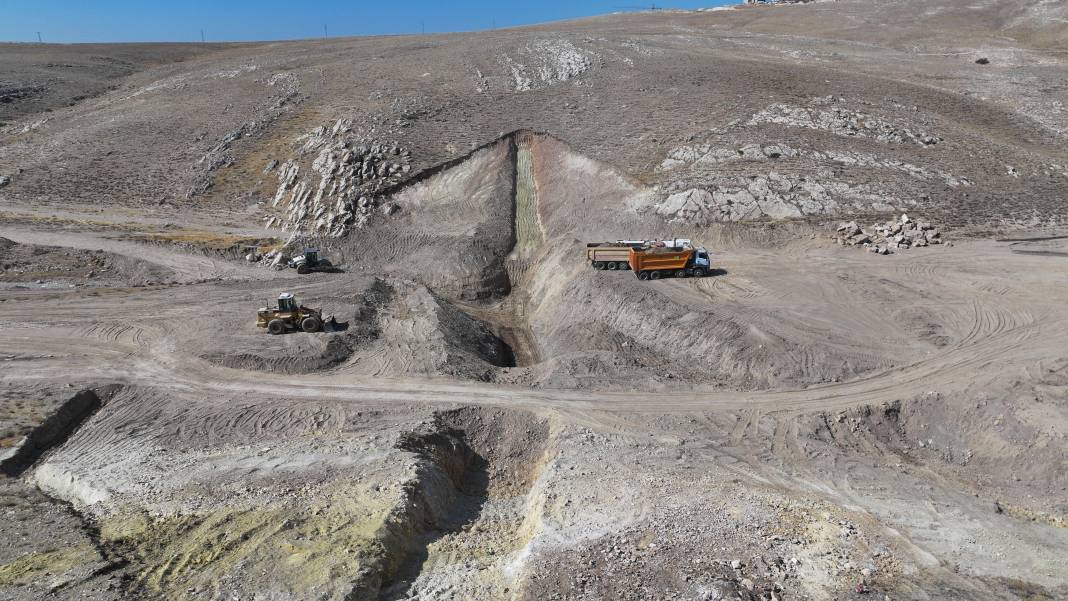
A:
[198,278,513,379]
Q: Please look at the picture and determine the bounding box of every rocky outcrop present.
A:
[265,118,412,237]
[748,97,943,146]
[652,173,911,223]
[501,39,598,92]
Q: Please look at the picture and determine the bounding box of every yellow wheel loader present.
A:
[256,292,336,334]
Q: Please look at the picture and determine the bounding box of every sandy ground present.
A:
[1,1,1067,600]
[1,222,1066,600]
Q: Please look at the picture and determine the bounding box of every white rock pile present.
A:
[835,213,945,255]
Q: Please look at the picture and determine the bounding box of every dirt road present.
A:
[1,229,1060,410]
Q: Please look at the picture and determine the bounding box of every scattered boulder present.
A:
[975,57,990,65]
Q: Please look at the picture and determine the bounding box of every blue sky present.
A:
[2,1,735,43]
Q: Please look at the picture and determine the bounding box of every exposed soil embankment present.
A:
[0,237,178,289]
[1,387,118,477]
[338,136,518,301]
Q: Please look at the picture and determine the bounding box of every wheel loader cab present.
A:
[277,293,297,313]
[303,248,319,264]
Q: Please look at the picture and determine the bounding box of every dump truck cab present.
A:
[693,248,711,270]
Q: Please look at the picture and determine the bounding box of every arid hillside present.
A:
[1,0,1066,232]
[2,2,1067,601]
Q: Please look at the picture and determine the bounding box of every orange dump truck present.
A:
[628,245,711,280]
[586,239,693,271]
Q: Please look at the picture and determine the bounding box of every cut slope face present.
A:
[340,138,517,300]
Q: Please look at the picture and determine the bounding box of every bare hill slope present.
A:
[1,0,1066,232]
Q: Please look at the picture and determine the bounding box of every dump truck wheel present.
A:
[296,264,310,274]
[607,262,618,270]
[301,316,322,333]
[267,319,286,335]
[637,271,650,280]
[693,267,707,277]
[593,262,604,270]
[649,271,661,280]
[676,269,688,279]
[618,262,630,271]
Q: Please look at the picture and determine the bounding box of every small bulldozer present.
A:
[287,248,335,274]
[257,292,336,335]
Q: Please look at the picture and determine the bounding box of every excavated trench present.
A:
[362,407,553,600]
[449,131,548,369]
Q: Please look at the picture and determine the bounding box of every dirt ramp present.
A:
[197,278,515,380]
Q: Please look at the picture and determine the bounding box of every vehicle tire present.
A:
[301,316,321,333]
[618,262,630,271]
[693,267,707,278]
[267,319,286,335]
[607,262,618,270]
[296,264,310,275]
[649,271,661,280]
[676,269,688,279]
[593,262,605,270]
[637,271,650,281]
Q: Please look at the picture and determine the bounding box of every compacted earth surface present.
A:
[1,1,1067,600]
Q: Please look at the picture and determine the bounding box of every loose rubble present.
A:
[834,213,945,254]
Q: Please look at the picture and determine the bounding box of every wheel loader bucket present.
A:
[322,315,347,332]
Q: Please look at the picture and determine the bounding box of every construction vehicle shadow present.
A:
[709,268,729,277]
[324,319,350,333]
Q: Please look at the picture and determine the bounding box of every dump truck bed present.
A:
[586,246,633,262]
[628,247,694,272]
